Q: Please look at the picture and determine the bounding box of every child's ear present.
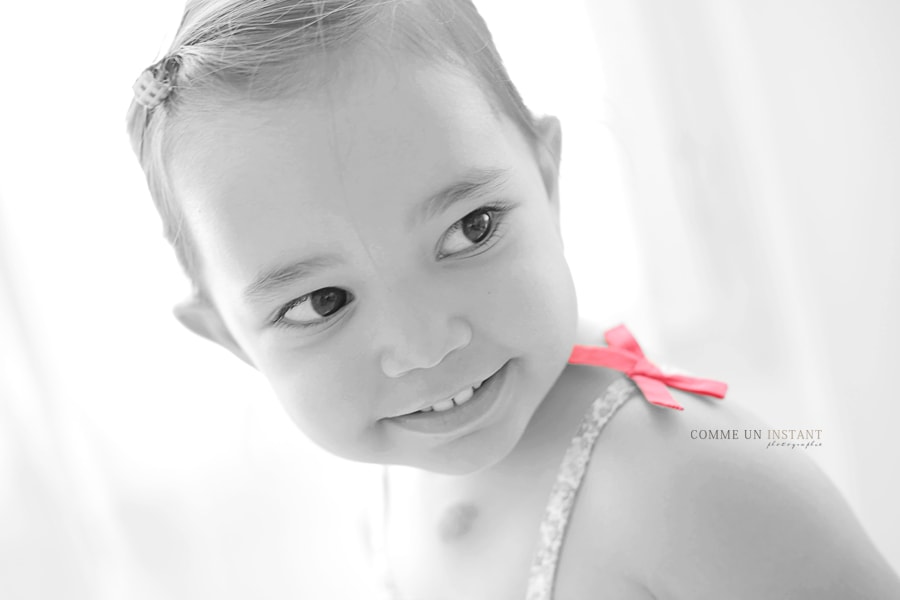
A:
[173,295,254,367]
[534,115,562,209]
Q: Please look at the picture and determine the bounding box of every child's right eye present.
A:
[274,287,353,328]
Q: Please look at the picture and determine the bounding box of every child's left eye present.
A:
[437,204,511,258]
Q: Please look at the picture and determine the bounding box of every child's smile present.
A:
[383,359,510,437]
[170,49,577,474]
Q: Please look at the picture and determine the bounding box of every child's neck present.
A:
[400,319,621,485]
[472,318,622,480]
[503,362,622,471]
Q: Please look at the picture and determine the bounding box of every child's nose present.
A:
[377,308,472,378]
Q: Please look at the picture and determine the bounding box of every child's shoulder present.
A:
[564,385,900,598]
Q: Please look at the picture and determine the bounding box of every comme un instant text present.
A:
[689,428,823,441]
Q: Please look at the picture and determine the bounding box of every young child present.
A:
[127,1,900,598]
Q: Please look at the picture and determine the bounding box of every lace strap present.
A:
[525,377,637,600]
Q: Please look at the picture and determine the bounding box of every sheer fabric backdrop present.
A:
[1,0,897,597]
[581,0,900,568]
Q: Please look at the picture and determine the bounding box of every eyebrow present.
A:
[242,254,342,303]
[411,167,511,227]
[242,168,511,304]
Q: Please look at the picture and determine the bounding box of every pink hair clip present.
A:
[132,56,181,110]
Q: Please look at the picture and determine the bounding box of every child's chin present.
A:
[408,424,528,475]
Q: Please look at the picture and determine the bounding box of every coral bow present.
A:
[568,324,728,411]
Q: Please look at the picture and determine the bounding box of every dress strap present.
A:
[526,325,729,598]
[525,377,638,600]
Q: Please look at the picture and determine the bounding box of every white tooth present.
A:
[473,380,483,390]
[420,407,433,412]
[432,398,455,412]
[453,387,475,406]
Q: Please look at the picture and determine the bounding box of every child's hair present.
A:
[127,0,540,288]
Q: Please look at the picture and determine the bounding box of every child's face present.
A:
[171,53,577,474]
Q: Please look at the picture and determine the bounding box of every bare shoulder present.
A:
[566,385,900,599]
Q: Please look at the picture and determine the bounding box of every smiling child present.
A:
[127,1,900,598]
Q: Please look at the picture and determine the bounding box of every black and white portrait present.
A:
[1,1,898,597]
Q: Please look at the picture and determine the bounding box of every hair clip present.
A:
[132,55,181,110]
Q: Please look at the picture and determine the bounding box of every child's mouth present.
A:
[385,362,510,437]
[411,380,484,414]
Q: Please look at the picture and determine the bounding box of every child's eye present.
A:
[437,204,511,258]
[275,287,353,327]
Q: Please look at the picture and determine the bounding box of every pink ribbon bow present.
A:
[568,324,728,411]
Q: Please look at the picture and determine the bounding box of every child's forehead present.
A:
[172,51,509,197]
[169,55,530,276]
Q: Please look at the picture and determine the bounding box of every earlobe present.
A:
[534,115,562,209]
[173,296,254,367]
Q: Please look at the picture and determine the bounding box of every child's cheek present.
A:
[260,348,375,452]
[497,233,577,347]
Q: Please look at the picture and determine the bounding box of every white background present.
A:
[1,1,898,597]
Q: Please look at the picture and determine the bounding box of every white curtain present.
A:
[1,1,897,597]
[583,0,900,568]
